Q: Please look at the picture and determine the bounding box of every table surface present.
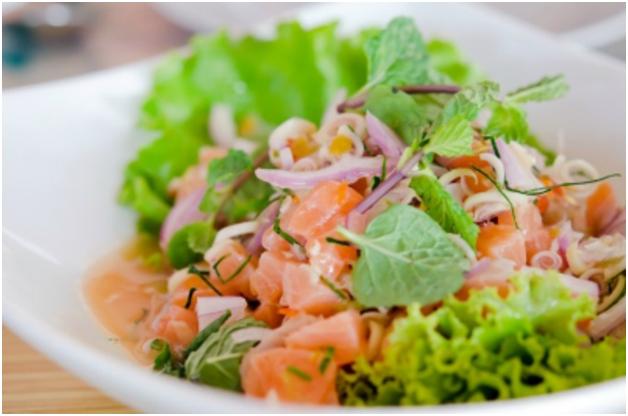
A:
[2,327,135,413]
[2,3,625,414]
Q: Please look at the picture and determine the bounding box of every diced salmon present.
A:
[262,199,299,253]
[306,235,357,280]
[252,302,283,329]
[171,287,216,309]
[280,263,345,316]
[261,226,293,254]
[251,251,297,304]
[152,303,198,353]
[498,203,551,260]
[586,182,619,236]
[437,154,490,170]
[169,242,255,299]
[241,347,338,405]
[285,310,366,365]
[205,240,255,298]
[283,181,362,242]
[476,224,526,269]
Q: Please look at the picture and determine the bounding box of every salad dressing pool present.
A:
[84,237,170,364]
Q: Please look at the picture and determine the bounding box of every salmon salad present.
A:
[85,17,626,406]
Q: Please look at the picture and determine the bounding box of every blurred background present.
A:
[2,3,626,89]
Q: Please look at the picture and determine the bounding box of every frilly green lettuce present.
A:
[338,272,625,405]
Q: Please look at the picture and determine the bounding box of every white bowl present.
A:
[3,3,625,413]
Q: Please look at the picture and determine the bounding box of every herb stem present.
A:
[184,288,197,309]
[286,366,312,381]
[218,255,252,284]
[471,166,520,229]
[320,276,348,300]
[273,217,303,247]
[319,347,335,374]
[505,173,620,196]
[212,254,230,281]
[188,264,223,296]
[325,236,351,246]
[337,84,460,112]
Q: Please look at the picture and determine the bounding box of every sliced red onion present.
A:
[496,139,541,189]
[231,327,272,344]
[255,155,382,190]
[160,187,207,249]
[353,152,422,216]
[245,200,280,255]
[558,273,599,301]
[365,112,405,159]
[530,250,563,270]
[346,211,368,235]
[465,258,515,285]
[600,207,626,237]
[196,296,247,330]
[589,296,626,340]
[465,258,492,279]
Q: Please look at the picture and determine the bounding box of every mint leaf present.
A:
[338,205,468,307]
[167,222,215,269]
[185,316,266,391]
[364,17,436,89]
[207,149,252,187]
[485,103,529,141]
[201,149,252,215]
[200,149,272,222]
[364,85,429,144]
[410,175,479,248]
[505,74,568,104]
[437,81,499,125]
[423,114,474,157]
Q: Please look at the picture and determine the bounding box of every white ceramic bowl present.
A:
[3,3,625,413]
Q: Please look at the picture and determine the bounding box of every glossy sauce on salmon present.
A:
[83,237,170,365]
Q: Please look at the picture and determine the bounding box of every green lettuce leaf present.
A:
[410,174,479,248]
[426,39,481,85]
[119,130,206,232]
[338,272,626,406]
[338,205,468,307]
[123,22,371,228]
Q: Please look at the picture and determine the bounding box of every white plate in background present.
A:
[3,3,625,413]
